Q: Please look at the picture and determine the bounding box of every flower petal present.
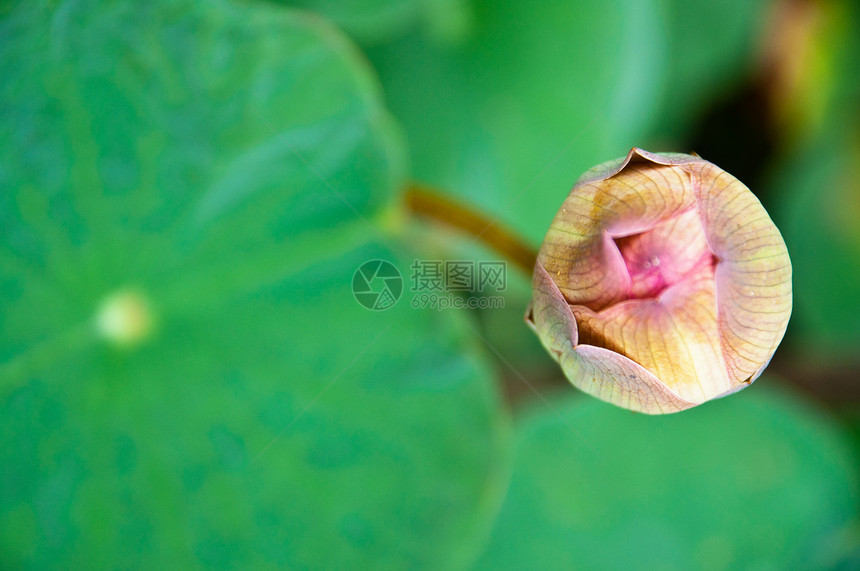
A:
[540,149,701,310]
[689,162,792,384]
[527,260,696,414]
[573,264,736,404]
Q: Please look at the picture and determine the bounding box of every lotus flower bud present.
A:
[526,148,792,414]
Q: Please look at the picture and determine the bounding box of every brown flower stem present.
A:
[404,182,537,275]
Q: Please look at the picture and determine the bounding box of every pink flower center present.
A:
[612,209,717,301]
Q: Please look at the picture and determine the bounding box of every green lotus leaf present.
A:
[367,0,667,244]
[281,0,464,44]
[477,382,859,569]
[0,0,508,567]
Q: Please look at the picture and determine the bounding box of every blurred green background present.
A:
[2,0,860,568]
